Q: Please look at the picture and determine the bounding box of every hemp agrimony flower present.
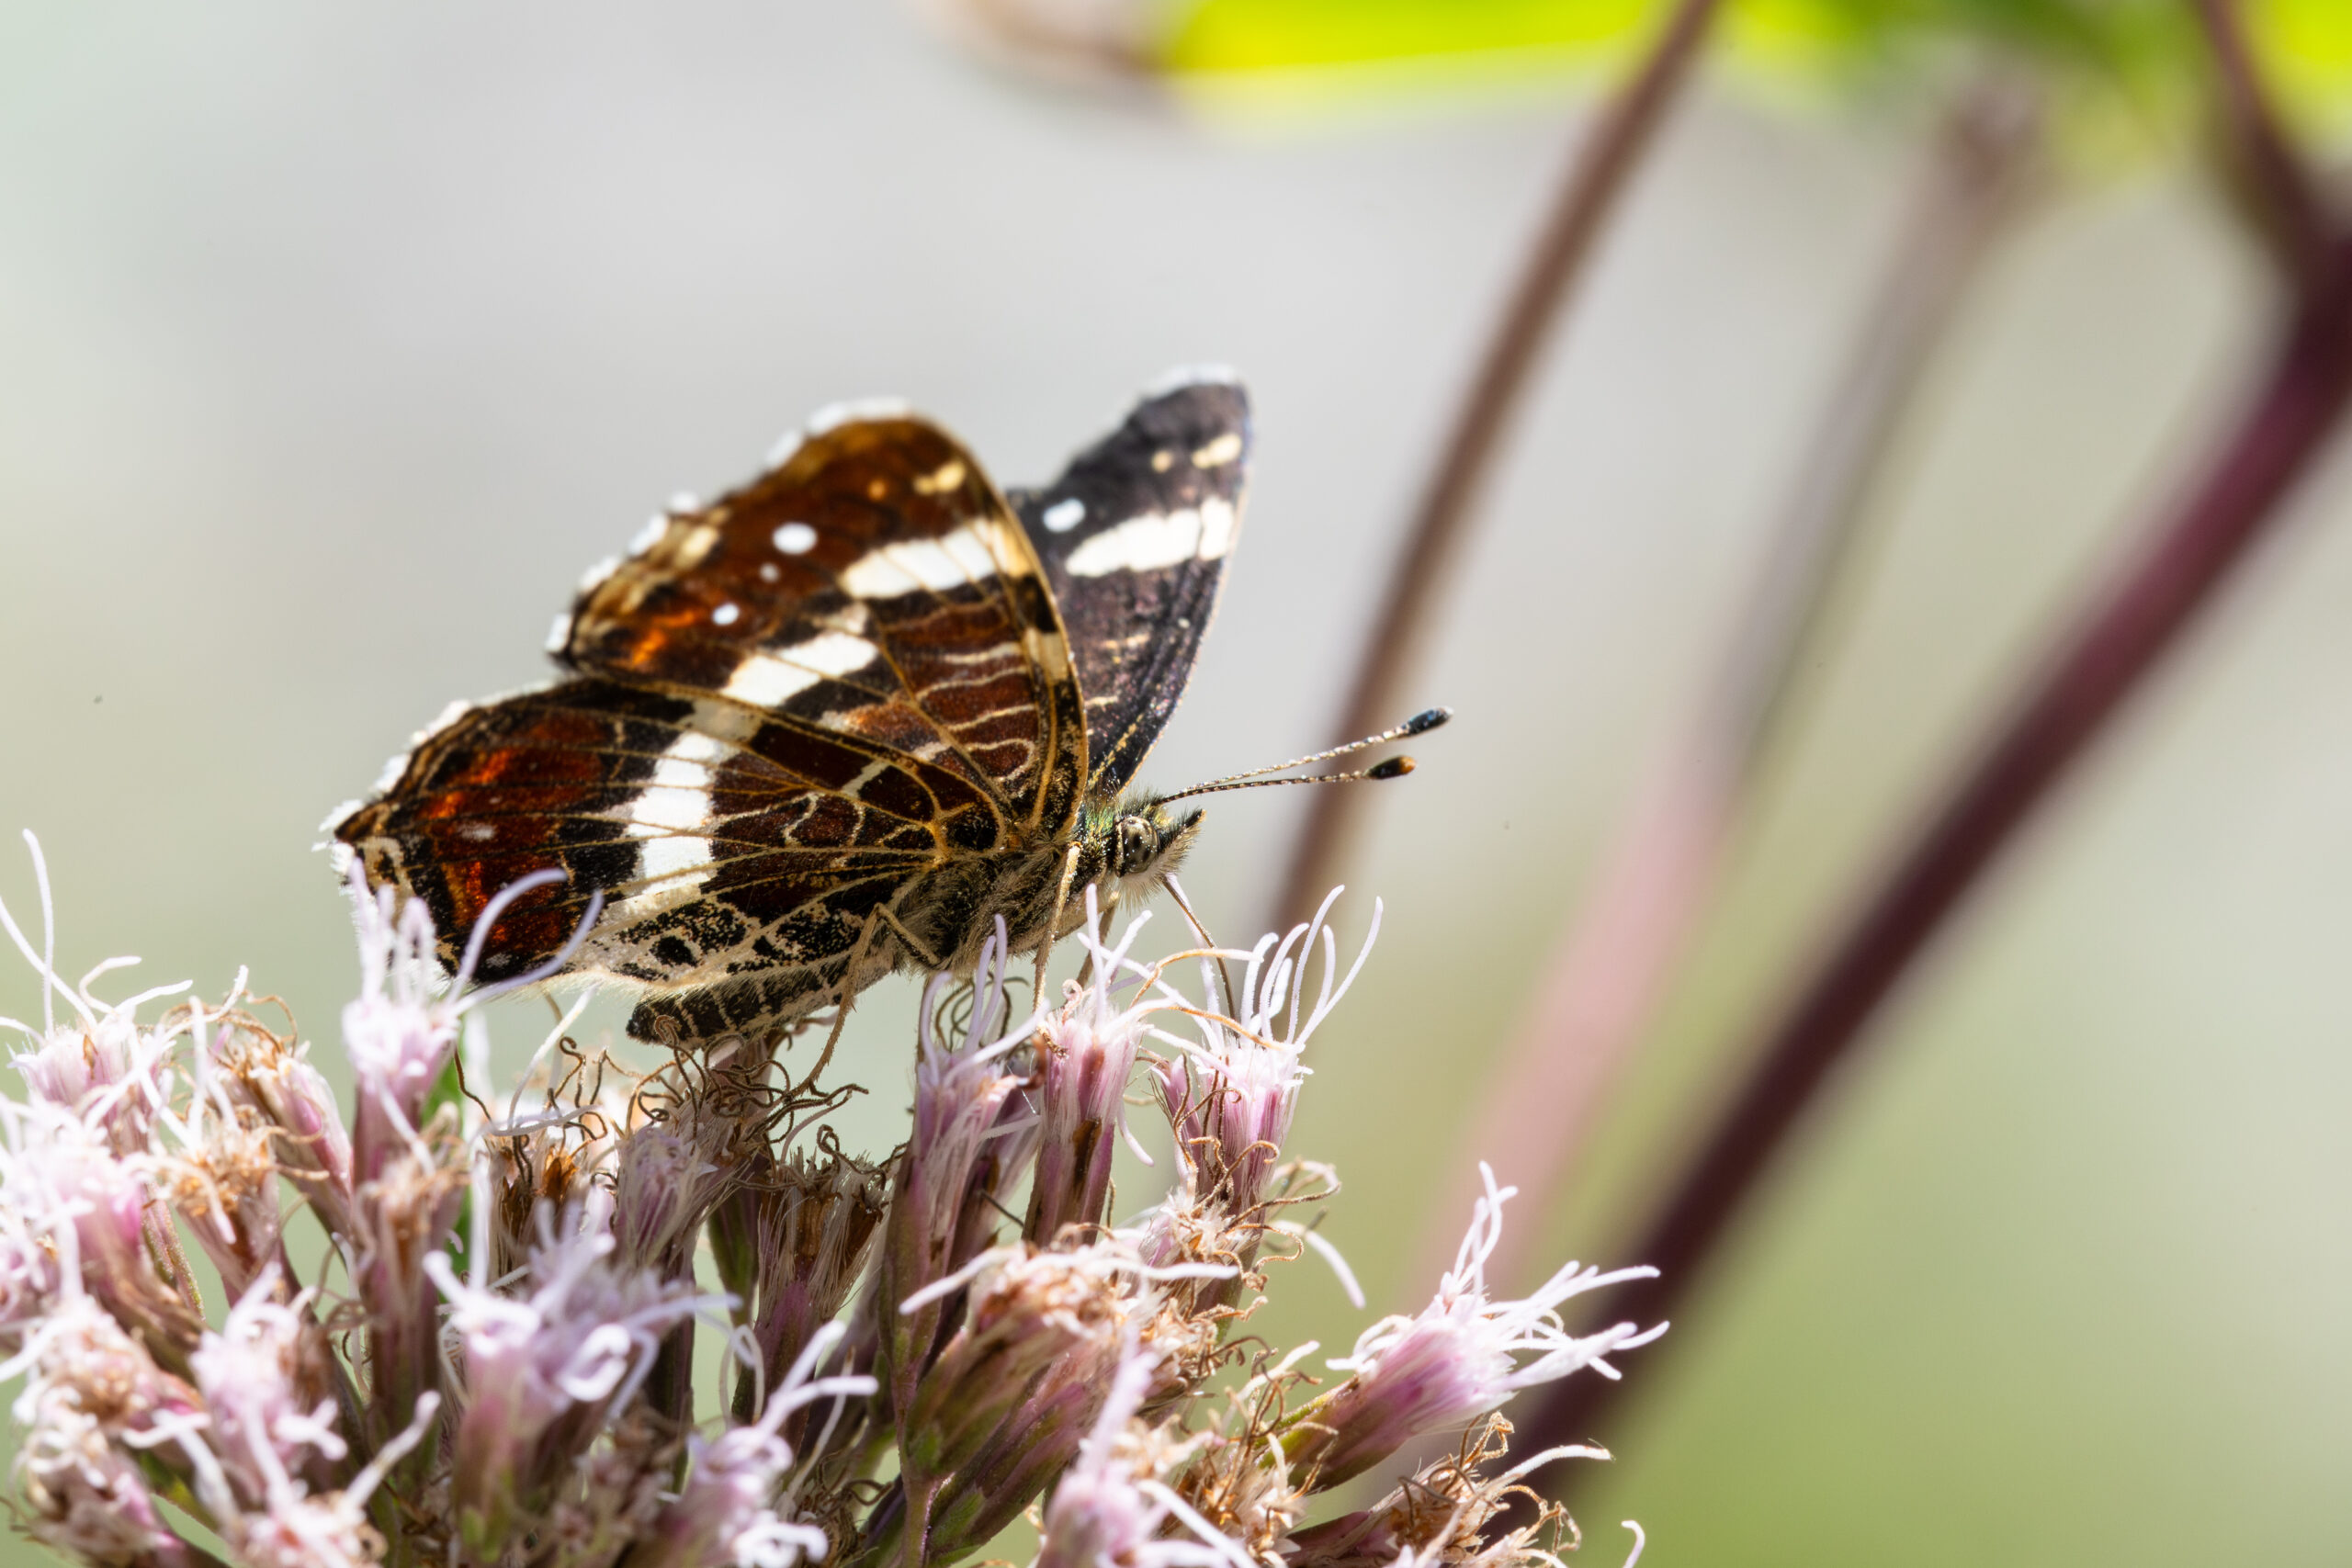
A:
[0,835,1660,1568]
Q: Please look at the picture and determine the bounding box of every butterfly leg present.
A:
[873,901,945,971]
[806,905,888,1088]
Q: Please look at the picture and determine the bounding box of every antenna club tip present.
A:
[1368,756,1416,781]
[1404,707,1452,736]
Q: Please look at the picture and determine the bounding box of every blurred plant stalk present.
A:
[1513,0,2352,1498]
[1422,72,2046,1296]
[1268,0,1722,936]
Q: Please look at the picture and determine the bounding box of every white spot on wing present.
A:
[1042,497,1086,533]
[712,602,741,626]
[576,555,622,594]
[838,549,918,598]
[939,525,999,581]
[1191,433,1243,468]
[629,516,668,555]
[686,699,760,744]
[670,491,700,513]
[766,429,805,467]
[638,836,711,884]
[719,632,880,706]
[840,526,1000,597]
[773,521,818,555]
[1063,499,1237,578]
[545,614,572,653]
[621,730,724,904]
[760,562,780,582]
[1197,497,1239,558]
[912,458,967,495]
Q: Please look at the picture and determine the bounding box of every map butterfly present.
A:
[330,373,1265,1043]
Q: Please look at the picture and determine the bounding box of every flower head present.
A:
[1286,1165,1664,1490]
[873,922,1036,1418]
[637,1325,876,1568]
[425,1188,724,1555]
[1035,1339,1245,1568]
[187,1274,346,1512]
[1152,887,1376,1218]
[5,1292,200,1567]
[1025,897,1165,1246]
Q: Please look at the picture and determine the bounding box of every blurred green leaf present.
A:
[1155,0,2350,139]
[1164,0,1653,72]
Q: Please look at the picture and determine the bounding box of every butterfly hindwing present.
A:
[1007,374,1250,799]
[332,676,977,991]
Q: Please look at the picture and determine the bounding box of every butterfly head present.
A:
[1093,795,1204,895]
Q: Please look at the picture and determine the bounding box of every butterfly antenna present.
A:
[1157,708,1450,807]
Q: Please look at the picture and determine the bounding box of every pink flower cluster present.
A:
[0,838,1659,1568]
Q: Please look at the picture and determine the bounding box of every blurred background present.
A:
[3,1,2350,1562]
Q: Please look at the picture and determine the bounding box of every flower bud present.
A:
[1023,920,1155,1245]
[352,1146,466,1447]
[873,929,1032,1421]
[206,1015,354,1242]
[711,1141,888,1426]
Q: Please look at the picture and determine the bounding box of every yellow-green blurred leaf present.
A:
[1165,0,1652,73]
[1156,0,2349,135]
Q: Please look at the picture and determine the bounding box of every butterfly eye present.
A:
[1113,815,1159,877]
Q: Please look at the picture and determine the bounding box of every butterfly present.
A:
[329,373,1257,1044]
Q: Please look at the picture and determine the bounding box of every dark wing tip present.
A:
[1121,374,1251,468]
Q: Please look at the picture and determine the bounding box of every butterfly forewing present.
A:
[563,416,1084,836]
[1009,376,1250,798]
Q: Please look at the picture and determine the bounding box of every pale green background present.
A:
[2,4,2348,1563]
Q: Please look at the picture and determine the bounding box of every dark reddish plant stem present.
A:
[1269,0,1723,933]
[1515,223,2352,1498]
[1417,75,2042,1297]
[2192,0,2334,295]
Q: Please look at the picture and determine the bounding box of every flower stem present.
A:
[1419,72,2043,1295]
[2192,0,2334,295]
[1512,197,2352,1511]
[1267,0,1723,934]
